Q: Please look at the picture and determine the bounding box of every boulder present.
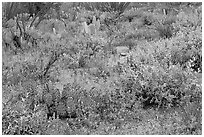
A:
[115,46,129,56]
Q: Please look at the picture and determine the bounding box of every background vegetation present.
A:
[2,2,202,135]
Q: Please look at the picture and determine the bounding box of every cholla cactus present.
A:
[92,16,97,24]
[94,17,100,32]
[82,16,100,35]
[82,21,90,34]
[88,23,96,35]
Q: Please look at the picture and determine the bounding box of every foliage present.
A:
[80,2,130,13]
[2,2,202,135]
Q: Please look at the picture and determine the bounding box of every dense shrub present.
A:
[2,2,202,135]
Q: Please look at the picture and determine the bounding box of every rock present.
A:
[115,46,129,56]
